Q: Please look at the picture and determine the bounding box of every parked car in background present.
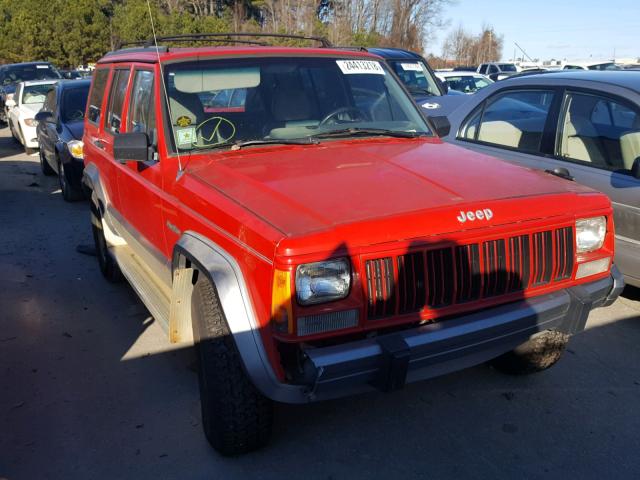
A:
[443,70,640,287]
[435,71,493,94]
[0,62,61,123]
[36,79,91,201]
[6,80,57,154]
[563,61,621,71]
[60,69,88,79]
[477,62,519,81]
[350,47,469,115]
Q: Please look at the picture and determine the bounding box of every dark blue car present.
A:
[361,47,469,116]
[35,79,91,202]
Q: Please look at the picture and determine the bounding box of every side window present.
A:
[559,92,640,172]
[478,64,487,74]
[87,68,110,125]
[488,65,499,74]
[42,89,56,114]
[459,90,554,153]
[105,69,131,134]
[128,70,155,135]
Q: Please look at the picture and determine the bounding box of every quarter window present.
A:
[128,70,155,135]
[87,68,109,125]
[459,90,554,153]
[105,69,131,134]
[559,92,640,172]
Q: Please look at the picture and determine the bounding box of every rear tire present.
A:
[91,208,122,283]
[490,330,569,375]
[191,277,273,456]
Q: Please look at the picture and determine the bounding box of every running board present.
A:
[112,245,171,336]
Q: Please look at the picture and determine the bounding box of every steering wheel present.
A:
[319,107,371,126]
[68,110,84,121]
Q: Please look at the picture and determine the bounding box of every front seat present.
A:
[620,116,640,173]
[560,97,607,165]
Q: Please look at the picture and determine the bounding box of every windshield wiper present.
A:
[408,87,436,96]
[312,128,426,140]
[187,137,319,152]
[231,138,319,150]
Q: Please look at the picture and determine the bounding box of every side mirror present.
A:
[5,98,16,108]
[114,132,150,163]
[427,115,451,138]
[438,78,449,94]
[35,111,53,123]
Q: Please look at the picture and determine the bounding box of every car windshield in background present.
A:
[62,86,90,122]
[498,64,518,72]
[1,65,61,86]
[387,60,442,96]
[444,75,492,93]
[22,84,55,104]
[165,57,431,152]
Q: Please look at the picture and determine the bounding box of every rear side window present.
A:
[105,69,131,134]
[459,90,554,153]
[87,69,110,125]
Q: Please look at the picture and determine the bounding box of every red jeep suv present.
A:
[81,34,624,455]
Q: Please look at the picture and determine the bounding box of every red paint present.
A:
[85,46,615,379]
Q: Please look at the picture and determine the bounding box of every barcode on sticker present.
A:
[400,63,422,72]
[336,60,385,75]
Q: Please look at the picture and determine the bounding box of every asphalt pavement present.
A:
[1,126,639,480]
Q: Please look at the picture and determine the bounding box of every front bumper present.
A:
[269,267,622,403]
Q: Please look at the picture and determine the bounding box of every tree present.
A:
[442,23,503,66]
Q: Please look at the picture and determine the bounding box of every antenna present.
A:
[514,42,534,63]
[145,0,184,176]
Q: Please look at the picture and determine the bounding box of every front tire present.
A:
[490,330,569,375]
[58,159,84,202]
[191,277,273,456]
[39,147,55,175]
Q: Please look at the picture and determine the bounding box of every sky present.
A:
[429,0,640,62]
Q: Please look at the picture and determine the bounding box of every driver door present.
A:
[113,65,171,277]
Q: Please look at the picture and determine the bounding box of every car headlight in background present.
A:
[296,258,351,305]
[5,93,13,102]
[67,140,84,160]
[576,216,606,253]
[24,118,37,127]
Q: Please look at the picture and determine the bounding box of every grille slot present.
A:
[363,226,574,321]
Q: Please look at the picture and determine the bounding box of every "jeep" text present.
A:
[457,208,494,223]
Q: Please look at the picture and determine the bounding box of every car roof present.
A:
[98,45,380,64]
[57,79,91,89]
[1,61,54,69]
[438,71,485,78]
[504,70,640,93]
[21,79,59,87]
[363,48,423,60]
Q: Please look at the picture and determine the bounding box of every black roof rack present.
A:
[111,32,332,53]
[143,32,333,48]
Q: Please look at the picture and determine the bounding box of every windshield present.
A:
[164,57,431,152]
[498,64,517,72]
[22,83,55,104]
[61,86,90,122]
[387,60,442,96]
[1,65,61,86]
[443,75,492,94]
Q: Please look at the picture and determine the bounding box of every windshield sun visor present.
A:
[173,67,261,93]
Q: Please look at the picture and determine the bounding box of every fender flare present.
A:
[172,231,309,403]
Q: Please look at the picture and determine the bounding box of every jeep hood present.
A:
[185,138,596,239]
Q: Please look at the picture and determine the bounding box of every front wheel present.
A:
[490,330,569,375]
[91,209,122,283]
[39,147,55,175]
[191,277,273,456]
[58,160,84,202]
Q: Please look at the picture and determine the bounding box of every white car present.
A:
[435,71,494,94]
[7,80,57,154]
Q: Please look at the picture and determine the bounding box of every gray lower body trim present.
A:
[253,273,618,404]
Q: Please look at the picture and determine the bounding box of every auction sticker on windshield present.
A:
[336,60,385,75]
[400,63,422,72]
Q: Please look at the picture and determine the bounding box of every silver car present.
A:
[443,71,640,287]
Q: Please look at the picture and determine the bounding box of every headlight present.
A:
[24,118,37,127]
[576,216,606,253]
[67,140,84,160]
[295,259,351,305]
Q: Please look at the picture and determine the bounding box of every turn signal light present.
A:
[271,269,293,333]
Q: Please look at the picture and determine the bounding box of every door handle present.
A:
[93,139,105,150]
